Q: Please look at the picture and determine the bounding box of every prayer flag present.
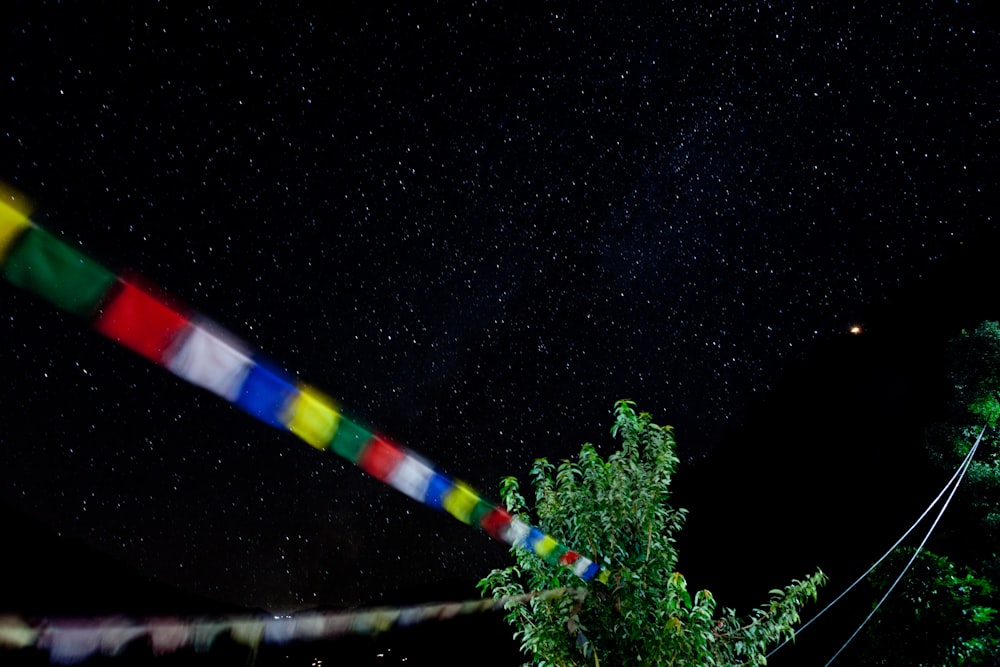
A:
[283,385,340,450]
[0,203,607,584]
[0,210,30,263]
[386,452,435,502]
[3,226,115,317]
[329,418,373,462]
[165,321,253,401]
[234,362,297,428]
[357,436,406,482]
[442,481,480,524]
[94,281,190,363]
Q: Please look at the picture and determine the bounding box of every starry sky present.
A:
[0,1,995,613]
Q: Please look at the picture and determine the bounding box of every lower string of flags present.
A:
[0,588,584,663]
[0,188,607,581]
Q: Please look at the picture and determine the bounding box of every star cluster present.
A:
[0,1,994,611]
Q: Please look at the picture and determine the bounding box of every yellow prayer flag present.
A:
[0,193,31,263]
[0,615,38,649]
[442,481,480,524]
[285,385,340,449]
[534,534,559,558]
[0,183,32,221]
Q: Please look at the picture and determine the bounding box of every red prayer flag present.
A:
[94,281,190,364]
[480,507,513,541]
[357,436,406,482]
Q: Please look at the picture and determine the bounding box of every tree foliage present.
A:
[479,400,825,666]
[926,321,1000,549]
[859,321,1000,665]
[860,548,998,666]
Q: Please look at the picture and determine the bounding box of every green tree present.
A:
[860,548,998,666]
[926,321,1000,550]
[858,321,1000,665]
[479,400,825,666]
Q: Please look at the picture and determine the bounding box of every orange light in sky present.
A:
[849,325,863,335]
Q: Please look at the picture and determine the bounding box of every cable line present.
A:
[767,425,986,659]
[822,424,985,665]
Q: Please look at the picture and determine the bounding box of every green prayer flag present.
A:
[3,226,115,317]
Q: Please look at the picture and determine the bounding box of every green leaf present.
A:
[479,402,824,666]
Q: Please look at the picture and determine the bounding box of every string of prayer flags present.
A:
[0,588,585,663]
[0,190,607,583]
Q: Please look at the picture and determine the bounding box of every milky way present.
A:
[1,2,993,610]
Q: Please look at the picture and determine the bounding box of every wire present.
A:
[766,425,986,659]
[821,424,986,666]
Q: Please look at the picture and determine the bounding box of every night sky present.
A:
[1,0,995,620]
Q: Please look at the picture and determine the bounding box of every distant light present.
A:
[849,325,863,335]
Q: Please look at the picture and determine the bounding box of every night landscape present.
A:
[1,2,997,664]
